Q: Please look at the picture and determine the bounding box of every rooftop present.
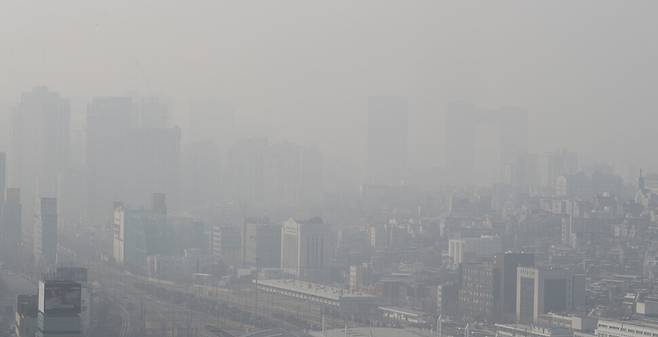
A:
[256,279,375,301]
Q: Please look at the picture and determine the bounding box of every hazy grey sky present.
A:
[2,1,657,173]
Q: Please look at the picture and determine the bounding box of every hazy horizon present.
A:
[2,1,657,179]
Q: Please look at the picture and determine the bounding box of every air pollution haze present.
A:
[0,2,657,337]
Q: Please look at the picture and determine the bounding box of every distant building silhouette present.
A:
[366,96,408,186]
[10,87,69,247]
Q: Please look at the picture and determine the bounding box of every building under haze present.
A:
[86,96,133,226]
[366,96,409,186]
[33,197,58,267]
[113,203,148,269]
[0,152,6,207]
[227,138,268,211]
[495,252,535,322]
[241,217,281,268]
[10,87,69,247]
[516,266,586,323]
[448,236,503,266]
[36,279,82,337]
[86,96,181,225]
[280,217,330,280]
[265,142,323,215]
[446,104,529,185]
[1,188,21,256]
[113,194,173,271]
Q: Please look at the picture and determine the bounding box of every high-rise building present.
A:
[123,127,181,210]
[280,217,330,280]
[112,194,173,271]
[1,188,21,255]
[498,108,529,169]
[86,97,133,225]
[546,149,578,187]
[210,224,241,266]
[495,253,535,321]
[265,142,323,214]
[516,266,586,323]
[227,138,268,211]
[241,217,281,268]
[448,236,503,266]
[113,203,147,269]
[445,103,478,185]
[36,280,82,337]
[366,96,408,186]
[181,140,222,212]
[86,97,181,224]
[143,193,174,256]
[10,87,69,246]
[458,260,497,321]
[33,197,58,267]
[0,152,6,206]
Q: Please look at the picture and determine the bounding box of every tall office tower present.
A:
[546,149,578,187]
[498,108,529,169]
[37,280,82,337]
[124,127,181,211]
[445,103,478,185]
[508,153,542,193]
[241,217,281,268]
[516,266,586,323]
[0,152,6,207]
[227,138,268,211]
[265,142,323,214]
[495,253,535,322]
[86,97,133,225]
[10,87,70,245]
[265,142,302,211]
[33,197,58,267]
[458,260,497,322]
[299,146,324,212]
[280,217,330,280]
[87,97,181,223]
[144,193,174,256]
[113,203,147,270]
[134,96,169,128]
[366,96,408,186]
[1,188,22,255]
[181,140,222,212]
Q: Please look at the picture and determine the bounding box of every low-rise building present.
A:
[495,323,572,337]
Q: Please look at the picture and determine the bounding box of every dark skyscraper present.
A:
[366,96,408,186]
[495,252,535,321]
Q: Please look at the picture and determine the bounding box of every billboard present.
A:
[38,281,82,314]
